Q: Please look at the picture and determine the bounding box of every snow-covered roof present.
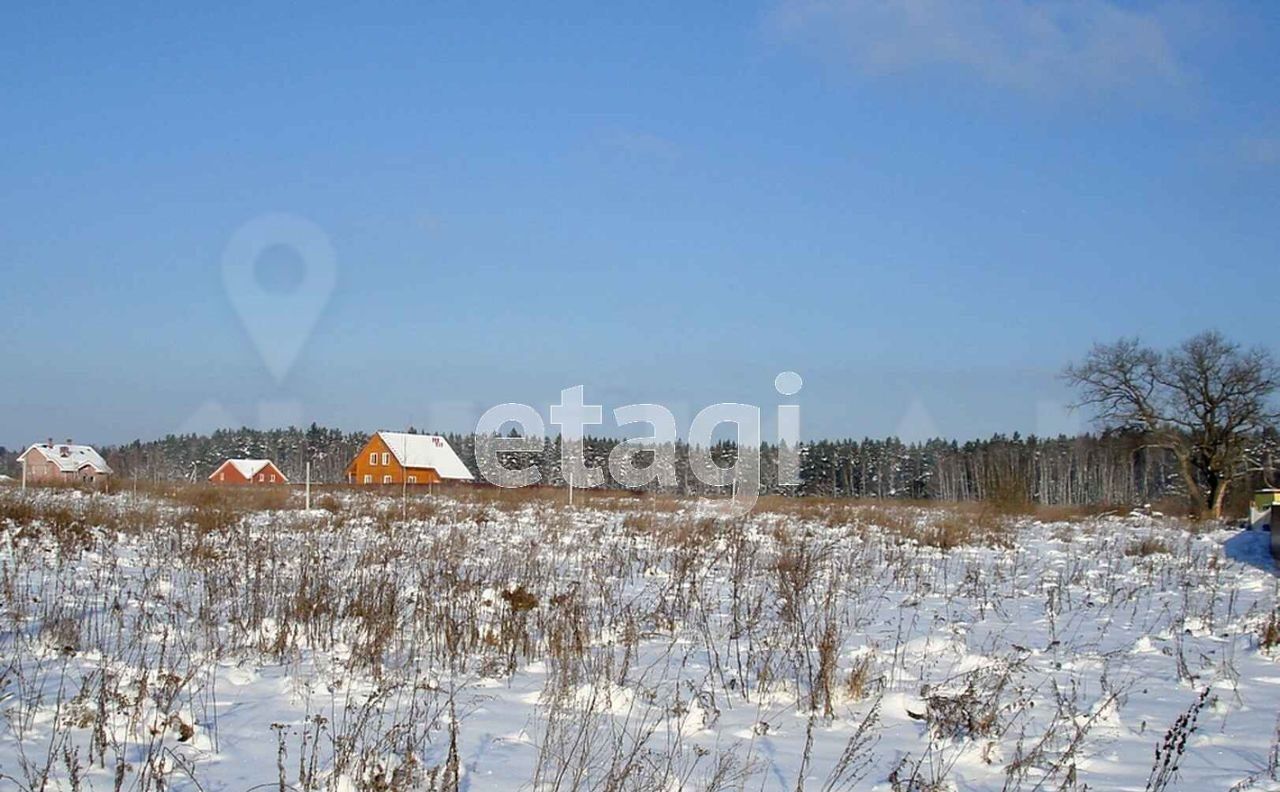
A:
[214,459,285,480]
[377,432,474,480]
[19,443,113,474]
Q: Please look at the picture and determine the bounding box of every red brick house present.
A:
[208,459,289,485]
[18,440,113,486]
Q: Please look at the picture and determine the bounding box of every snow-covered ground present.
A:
[1,489,1278,791]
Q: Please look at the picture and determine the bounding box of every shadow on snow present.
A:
[1223,528,1279,577]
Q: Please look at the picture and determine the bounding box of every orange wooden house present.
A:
[209,459,289,485]
[346,431,474,485]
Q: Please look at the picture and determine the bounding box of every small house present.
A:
[1248,489,1280,530]
[18,439,113,486]
[346,432,474,485]
[209,459,289,485]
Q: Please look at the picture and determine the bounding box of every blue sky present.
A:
[2,1,1278,447]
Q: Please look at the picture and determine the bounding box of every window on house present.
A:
[382,453,390,466]
[383,475,393,484]
[269,474,276,482]
[408,475,417,484]
[363,474,372,484]
[258,474,264,482]
[370,452,378,465]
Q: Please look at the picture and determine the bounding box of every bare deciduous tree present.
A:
[1065,331,1280,518]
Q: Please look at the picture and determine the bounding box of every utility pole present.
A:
[305,461,311,511]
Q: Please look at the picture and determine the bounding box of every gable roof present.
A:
[377,432,474,480]
[213,459,285,481]
[19,443,113,475]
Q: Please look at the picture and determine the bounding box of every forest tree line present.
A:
[5,424,1277,515]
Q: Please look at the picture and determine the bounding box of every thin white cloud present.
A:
[770,0,1185,97]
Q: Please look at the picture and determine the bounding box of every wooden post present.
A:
[305,462,312,511]
[1270,505,1280,560]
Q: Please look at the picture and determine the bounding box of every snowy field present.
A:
[1,487,1278,791]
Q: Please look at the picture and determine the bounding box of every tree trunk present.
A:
[1173,447,1206,516]
[1209,477,1229,520]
